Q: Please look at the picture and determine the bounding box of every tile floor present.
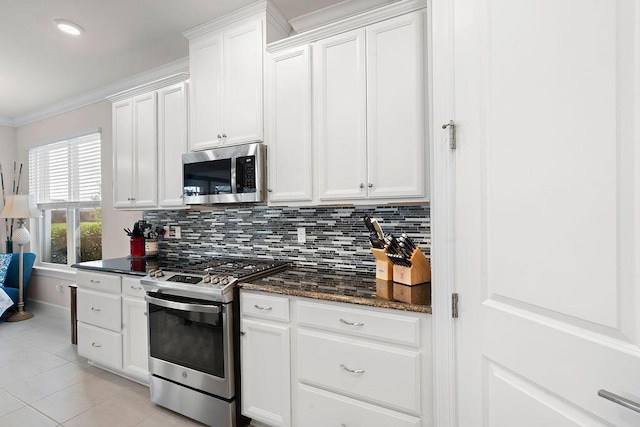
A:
[0,304,204,426]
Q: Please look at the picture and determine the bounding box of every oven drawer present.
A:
[78,323,122,370]
[297,329,421,415]
[241,291,289,322]
[122,276,146,298]
[296,300,420,347]
[298,384,420,427]
[77,289,122,332]
[76,270,121,294]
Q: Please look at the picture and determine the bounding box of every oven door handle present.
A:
[144,294,221,314]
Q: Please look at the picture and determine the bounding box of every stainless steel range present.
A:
[141,257,288,427]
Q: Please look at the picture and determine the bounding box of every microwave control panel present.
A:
[236,156,256,193]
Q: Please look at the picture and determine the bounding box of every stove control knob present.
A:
[203,275,211,283]
[155,270,164,278]
[221,277,229,285]
[212,276,220,284]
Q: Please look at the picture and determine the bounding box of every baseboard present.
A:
[27,299,71,320]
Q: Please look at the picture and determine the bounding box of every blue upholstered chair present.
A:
[1,252,36,308]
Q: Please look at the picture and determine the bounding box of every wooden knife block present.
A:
[392,248,431,285]
[371,248,393,281]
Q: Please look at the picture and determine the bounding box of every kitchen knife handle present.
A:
[254,304,273,311]
[340,364,365,374]
[598,389,640,414]
[339,318,364,327]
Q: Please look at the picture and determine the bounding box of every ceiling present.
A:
[0,0,345,125]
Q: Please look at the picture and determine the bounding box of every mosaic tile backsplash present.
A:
[143,204,430,273]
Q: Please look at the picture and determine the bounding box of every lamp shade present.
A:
[0,195,41,219]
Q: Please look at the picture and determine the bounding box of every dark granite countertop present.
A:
[71,257,162,276]
[238,267,432,314]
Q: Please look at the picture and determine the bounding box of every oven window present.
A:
[183,159,232,196]
[148,300,225,378]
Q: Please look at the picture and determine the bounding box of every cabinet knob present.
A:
[368,183,373,188]
[240,331,246,336]
[359,183,364,189]
[217,134,222,139]
[267,188,273,193]
[222,133,227,138]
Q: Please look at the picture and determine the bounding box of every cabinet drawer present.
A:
[122,277,146,298]
[77,289,122,332]
[298,384,420,427]
[76,270,121,294]
[296,300,420,347]
[297,329,421,415]
[77,323,122,370]
[241,291,289,322]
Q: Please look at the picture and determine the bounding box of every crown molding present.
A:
[107,73,189,103]
[289,0,394,34]
[7,57,189,128]
[267,0,427,53]
[183,0,269,40]
[266,1,293,38]
[0,117,14,127]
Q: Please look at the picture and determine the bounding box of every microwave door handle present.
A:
[231,156,237,194]
[144,295,221,314]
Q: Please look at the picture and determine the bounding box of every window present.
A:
[29,131,102,266]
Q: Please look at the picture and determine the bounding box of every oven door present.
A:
[145,292,234,399]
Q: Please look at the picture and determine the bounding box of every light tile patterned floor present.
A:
[0,304,203,426]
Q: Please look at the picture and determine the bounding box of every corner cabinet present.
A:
[265,4,428,206]
[109,74,189,210]
[184,1,291,151]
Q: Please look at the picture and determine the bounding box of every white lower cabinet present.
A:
[77,271,149,384]
[240,290,431,427]
[241,293,291,427]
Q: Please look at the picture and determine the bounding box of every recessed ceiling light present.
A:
[53,19,84,36]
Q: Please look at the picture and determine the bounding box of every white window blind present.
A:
[29,132,101,208]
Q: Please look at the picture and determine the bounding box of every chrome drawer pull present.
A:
[91,307,101,312]
[90,279,101,284]
[340,364,365,374]
[254,304,273,311]
[598,389,640,414]
[339,318,364,327]
[130,285,143,290]
[91,342,101,348]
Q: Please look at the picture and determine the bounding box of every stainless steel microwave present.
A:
[182,142,266,205]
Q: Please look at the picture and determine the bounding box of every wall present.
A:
[144,204,430,273]
[0,125,17,245]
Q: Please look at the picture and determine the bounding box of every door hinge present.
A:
[452,293,459,318]
[442,120,456,149]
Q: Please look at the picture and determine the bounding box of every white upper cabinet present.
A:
[265,4,428,206]
[109,73,189,210]
[266,45,313,203]
[112,93,158,208]
[366,12,425,199]
[158,82,188,207]
[314,29,368,201]
[185,3,290,152]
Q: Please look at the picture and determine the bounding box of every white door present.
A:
[266,45,313,203]
[132,92,157,207]
[122,296,149,382]
[189,32,224,151]
[112,99,133,207]
[158,82,188,207]
[241,318,291,427]
[448,0,640,425]
[366,10,427,200]
[224,17,264,145]
[314,28,367,201]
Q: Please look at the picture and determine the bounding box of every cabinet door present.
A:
[266,45,313,203]
[314,29,368,201]
[366,11,427,200]
[132,92,157,207]
[112,99,134,207]
[189,32,224,151]
[224,17,264,145]
[158,82,188,207]
[241,318,291,427]
[122,296,149,383]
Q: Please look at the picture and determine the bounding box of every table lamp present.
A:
[1,194,41,321]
